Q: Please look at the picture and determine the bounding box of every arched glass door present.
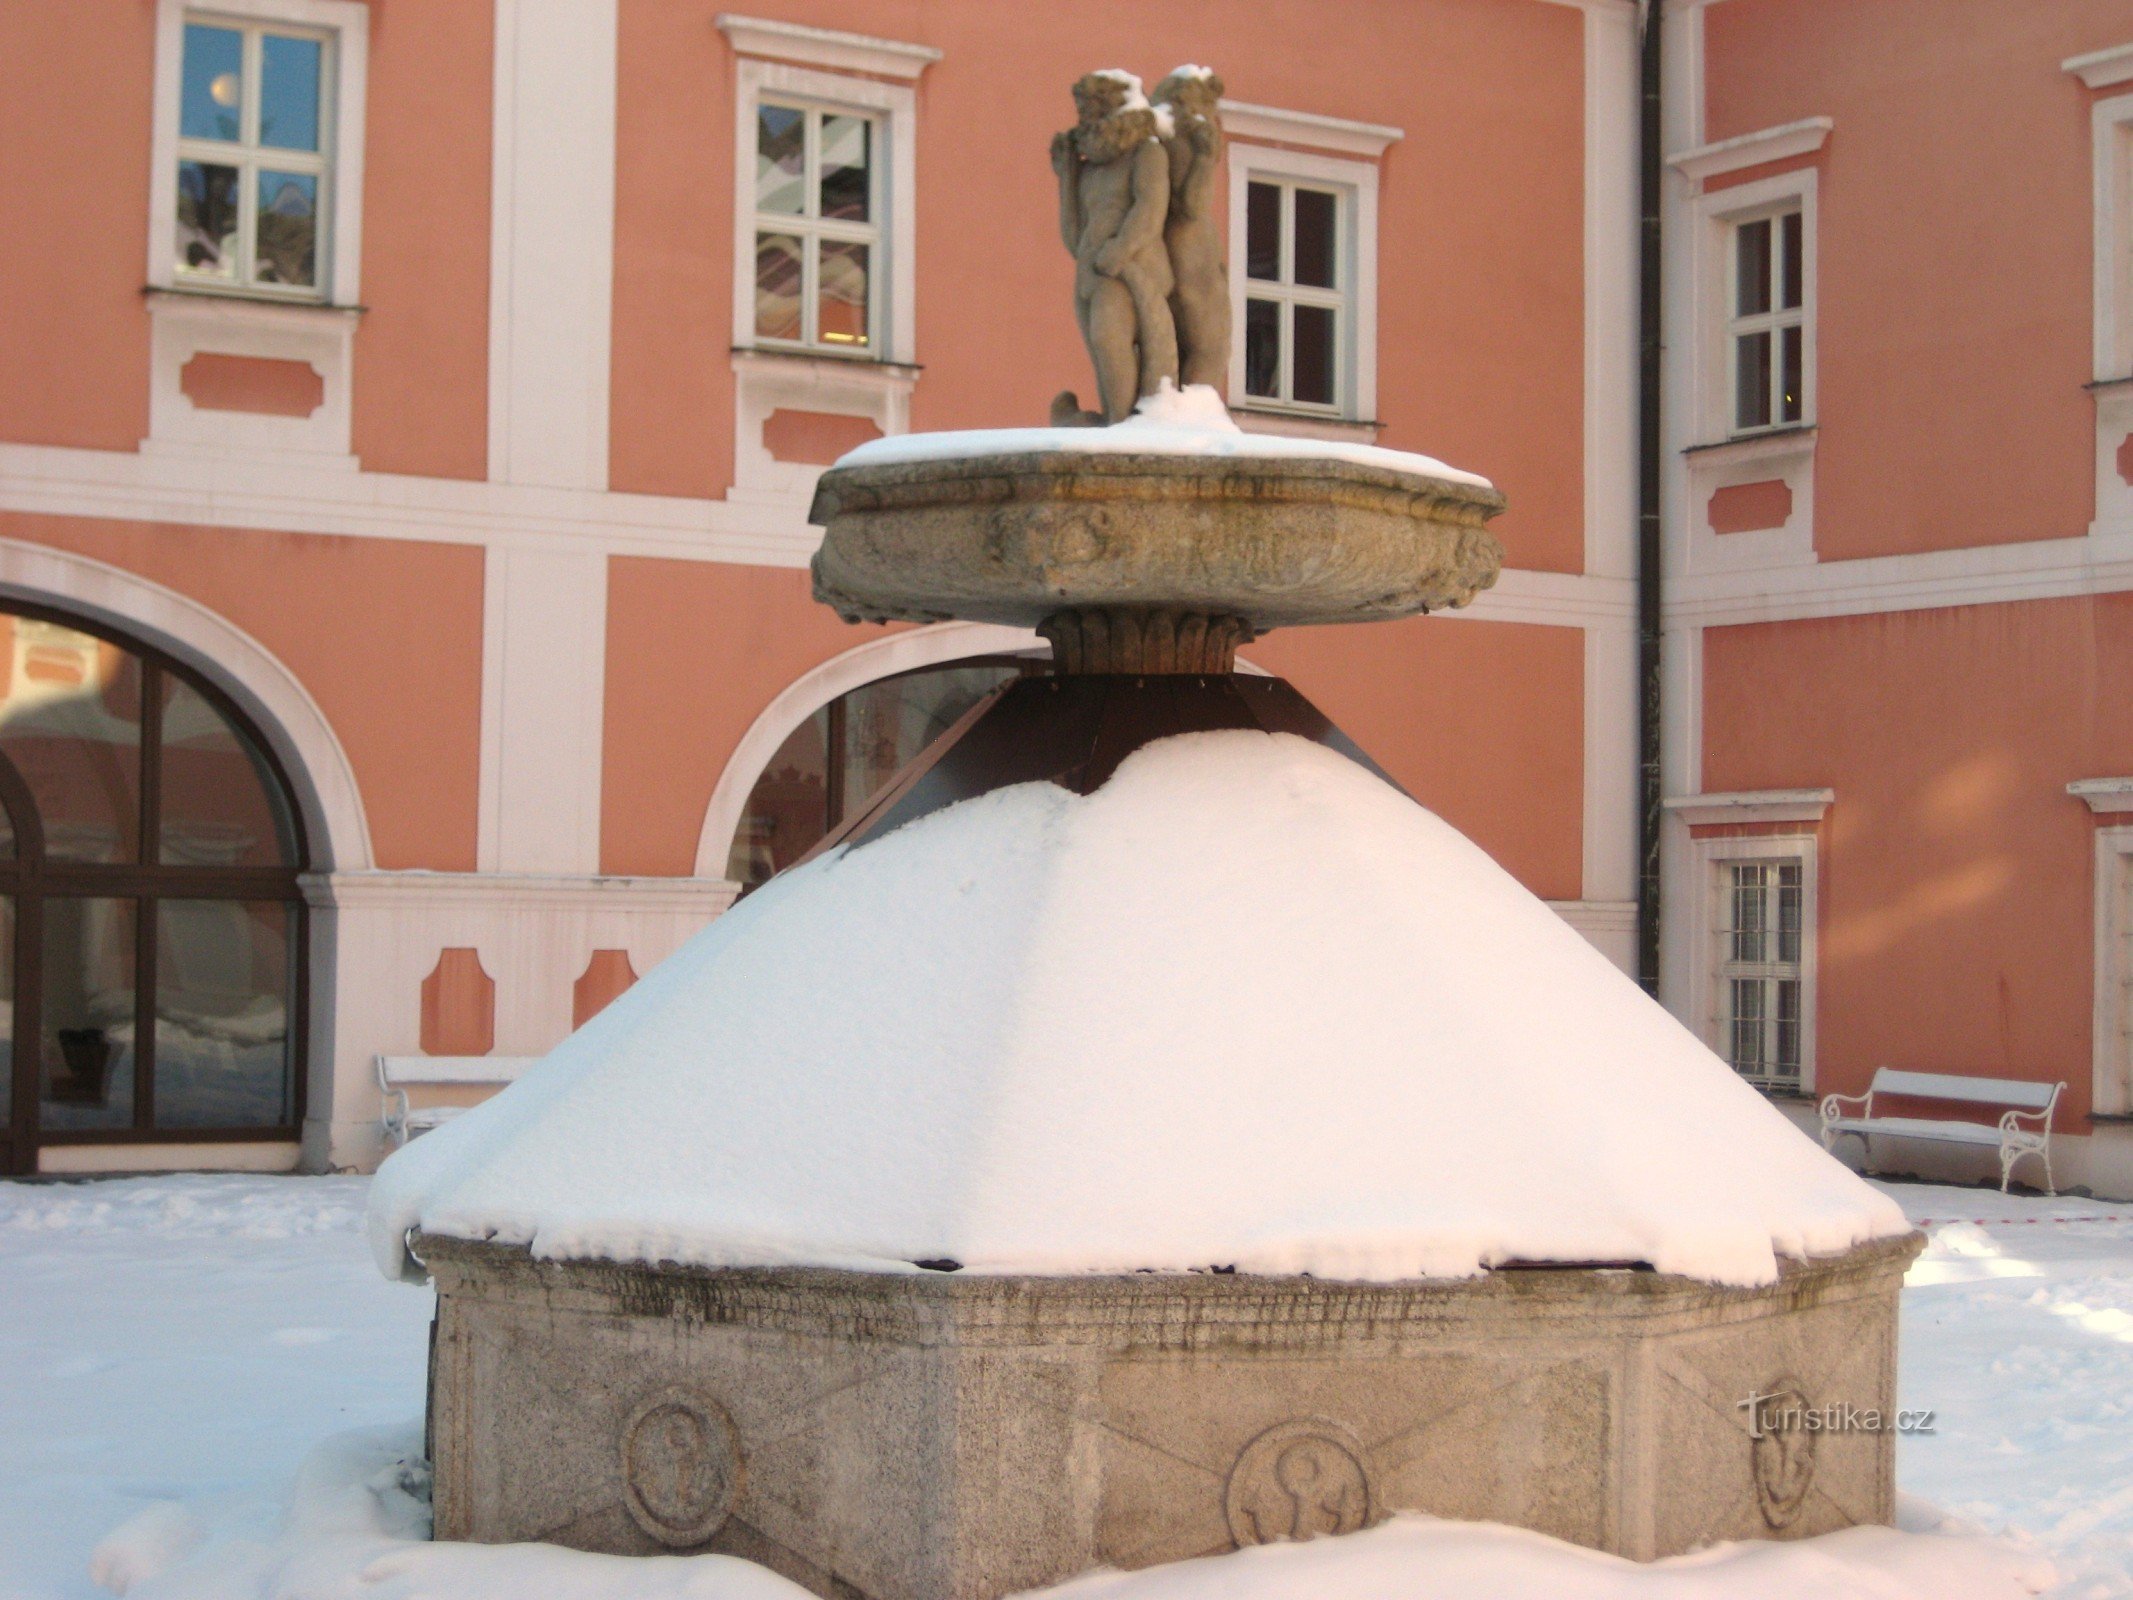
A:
[0,604,308,1176]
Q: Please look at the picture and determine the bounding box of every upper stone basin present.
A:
[808,449,1507,634]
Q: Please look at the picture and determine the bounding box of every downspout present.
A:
[1636,0,1666,993]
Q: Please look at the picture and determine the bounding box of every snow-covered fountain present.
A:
[368,64,1918,1600]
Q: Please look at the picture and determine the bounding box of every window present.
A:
[173,14,334,297]
[1717,860,1804,1090]
[1729,208,1805,434]
[727,658,1029,887]
[0,606,308,1174]
[1242,179,1347,411]
[753,102,882,353]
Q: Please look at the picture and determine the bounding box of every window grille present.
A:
[1718,859,1804,1089]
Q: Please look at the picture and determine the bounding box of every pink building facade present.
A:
[0,0,2123,1193]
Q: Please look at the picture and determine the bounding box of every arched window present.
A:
[0,604,307,1175]
[726,656,1033,887]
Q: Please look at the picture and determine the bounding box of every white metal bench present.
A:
[376,1055,538,1148]
[1819,1068,2065,1193]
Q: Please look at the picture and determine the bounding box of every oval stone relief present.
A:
[619,1387,744,1547]
[1748,1377,1818,1530]
[1225,1419,1375,1548]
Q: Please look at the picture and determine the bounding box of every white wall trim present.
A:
[0,536,374,870]
[1222,102,1402,160]
[2089,822,2133,1116]
[1665,788,1833,827]
[714,13,939,80]
[694,622,1046,876]
[2086,93,2133,383]
[1584,2,1639,584]
[303,870,740,913]
[1549,898,1637,975]
[487,0,617,491]
[2072,777,2133,813]
[1666,115,1831,183]
[2066,41,2133,91]
[148,0,371,305]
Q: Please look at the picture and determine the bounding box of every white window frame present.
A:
[148,0,368,307]
[1235,175,1351,416]
[1689,168,1816,448]
[2071,779,2133,1115]
[727,58,918,367]
[2068,54,2133,382]
[1724,204,1807,437]
[1225,134,1386,426]
[1666,791,1829,1097]
[747,100,886,355]
[1713,853,1810,1092]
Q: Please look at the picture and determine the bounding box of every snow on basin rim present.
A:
[370,732,1905,1288]
[830,382,1495,490]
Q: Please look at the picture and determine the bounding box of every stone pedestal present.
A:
[422,1232,1922,1600]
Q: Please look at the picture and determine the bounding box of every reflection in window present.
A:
[174,15,333,296]
[153,900,293,1128]
[751,100,880,351]
[0,605,307,1159]
[727,659,1030,888]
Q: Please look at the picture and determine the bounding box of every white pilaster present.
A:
[487,0,617,490]
[478,547,609,874]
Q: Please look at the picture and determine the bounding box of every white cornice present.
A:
[301,870,742,913]
[2065,42,2133,91]
[1667,116,1831,182]
[2070,778,2133,814]
[714,13,939,81]
[1664,789,1833,827]
[1222,101,1403,159]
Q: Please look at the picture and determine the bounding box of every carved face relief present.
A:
[1748,1380,1818,1529]
[619,1388,744,1547]
[1225,1420,1375,1548]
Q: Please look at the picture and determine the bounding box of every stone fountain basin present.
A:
[807,451,1506,632]
[421,1230,1922,1600]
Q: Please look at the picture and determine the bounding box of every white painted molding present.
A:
[301,871,740,913]
[143,290,361,467]
[0,536,375,869]
[1667,116,1832,183]
[2071,777,2133,813]
[694,622,1047,877]
[715,13,939,81]
[488,0,616,491]
[1222,101,1403,159]
[1665,788,1833,827]
[2066,41,2133,91]
[2091,821,2133,1115]
[1584,0,1639,583]
[1683,425,1817,470]
[1231,408,1380,443]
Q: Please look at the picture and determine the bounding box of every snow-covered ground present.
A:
[0,1172,2126,1598]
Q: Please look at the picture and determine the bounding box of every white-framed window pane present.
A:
[255,170,317,287]
[1780,209,1804,311]
[754,232,803,341]
[1780,324,1804,424]
[755,105,805,216]
[818,115,871,223]
[177,160,240,280]
[1778,862,1803,964]
[259,33,322,153]
[818,237,870,348]
[1730,978,1766,1072]
[1735,217,1771,317]
[1246,182,1281,282]
[181,24,244,143]
[1293,188,1337,290]
[1776,979,1802,1074]
[1736,332,1772,430]
[1244,298,1279,398]
[1292,303,1336,406]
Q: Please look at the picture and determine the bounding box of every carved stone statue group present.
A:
[1051,66,1229,425]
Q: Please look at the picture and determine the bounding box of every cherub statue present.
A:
[1153,66,1229,391]
[1050,70,1178,425]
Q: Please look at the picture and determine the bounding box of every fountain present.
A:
[370,63,1919,1600]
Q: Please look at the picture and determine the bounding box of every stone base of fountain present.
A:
[421,1231,1921,1600]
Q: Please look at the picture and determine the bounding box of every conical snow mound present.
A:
[370,732,1907,1288]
